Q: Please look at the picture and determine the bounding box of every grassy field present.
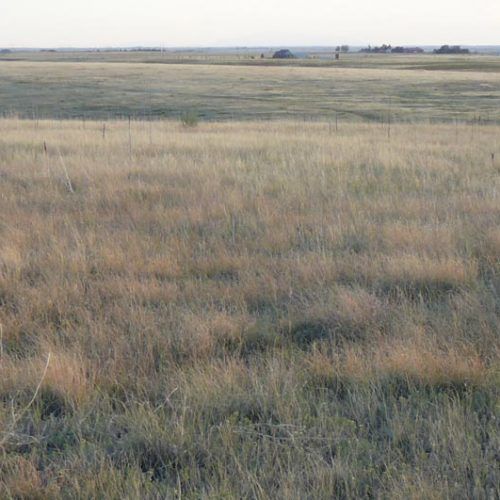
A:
[0,118,498,498]
[0,54,499,121]
[2,50,500,71]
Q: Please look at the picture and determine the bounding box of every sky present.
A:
[1,0,499,48]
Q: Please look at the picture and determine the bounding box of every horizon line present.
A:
[3,43,500,50]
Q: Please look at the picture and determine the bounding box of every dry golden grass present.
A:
[315,337,492,389]
[0,350,94,406]
[305,325,443,387]
[0,118,498,498]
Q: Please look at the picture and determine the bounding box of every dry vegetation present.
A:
[0,118,498,498]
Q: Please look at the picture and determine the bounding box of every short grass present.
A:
[0,118,498,498]
[1,56,499,121]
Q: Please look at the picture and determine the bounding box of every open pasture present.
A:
[0,55,499,122]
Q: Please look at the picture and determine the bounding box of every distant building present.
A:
[272,49,295,59]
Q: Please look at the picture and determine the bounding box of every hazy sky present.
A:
[1,0,499,47]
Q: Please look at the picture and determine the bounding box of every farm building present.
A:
[272,49,295,59]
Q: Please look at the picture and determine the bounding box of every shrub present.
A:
[180,111,199,128]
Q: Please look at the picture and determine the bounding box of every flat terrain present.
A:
[0,118,498,497]
[3,50,500,71]
[1,53,499,121]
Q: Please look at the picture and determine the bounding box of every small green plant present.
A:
[180,111,199,128]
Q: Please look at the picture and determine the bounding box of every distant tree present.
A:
[359,44,391,54]
[434,45,469,54]
[340,45,349,53]
[391,46,424,54]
